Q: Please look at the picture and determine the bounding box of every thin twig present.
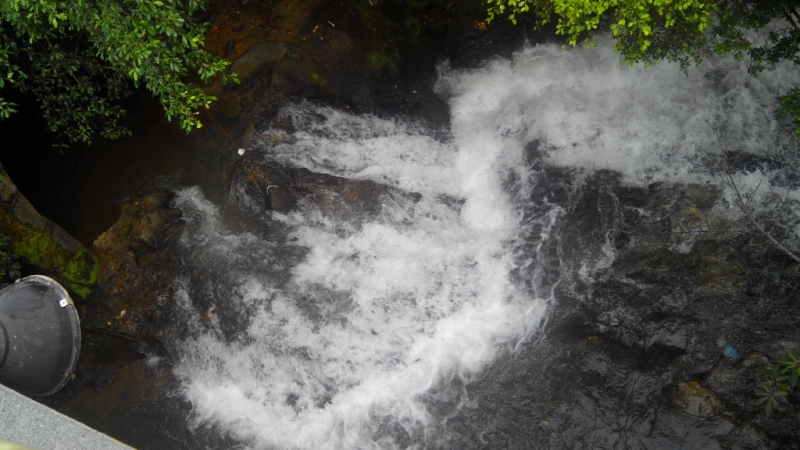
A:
[745,178,762,209]
[715,125,800,264]
[726,171,800,263]
[660,229,739,234]
[785,7,799,30]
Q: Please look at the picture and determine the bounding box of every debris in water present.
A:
[672,381,723,417]
[238,148,246,156]
[723,346,739,359]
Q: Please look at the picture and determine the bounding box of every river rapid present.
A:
[161,37,800,449]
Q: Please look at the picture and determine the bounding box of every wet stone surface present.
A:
[230,152,421,220]
[423,165,800,449]
[91,189,184,340]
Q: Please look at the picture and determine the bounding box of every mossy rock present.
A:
[0,167,98,299]
[12,228,98,299]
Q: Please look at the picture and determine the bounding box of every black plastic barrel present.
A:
[0,275,81,396]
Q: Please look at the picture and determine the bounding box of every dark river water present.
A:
[4,35,800,449]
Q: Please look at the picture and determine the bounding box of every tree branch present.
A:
[786,7,800,30]
[725,171,800,263]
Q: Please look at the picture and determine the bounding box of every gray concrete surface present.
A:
[0,383,132,450]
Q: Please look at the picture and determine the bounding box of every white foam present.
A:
[171,99,546,448]
[435,36,800,186]
[265,106,462,198]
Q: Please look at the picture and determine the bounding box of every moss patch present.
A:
[365,51,397,76]
[310,72,329,88]
[10,227,98,299]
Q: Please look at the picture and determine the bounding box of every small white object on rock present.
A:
[238,148,246,156]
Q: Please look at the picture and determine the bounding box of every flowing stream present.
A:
[163,37,800,449]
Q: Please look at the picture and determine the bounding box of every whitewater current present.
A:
[165,37,800,449]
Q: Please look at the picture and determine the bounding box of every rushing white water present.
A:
[168,37,800,449]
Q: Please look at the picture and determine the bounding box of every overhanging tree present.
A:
[0,0,237,147]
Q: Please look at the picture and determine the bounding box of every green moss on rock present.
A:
[12,228,99,299]
[0,167,98,299]
[310,72,329,88]
[365,51,397,76]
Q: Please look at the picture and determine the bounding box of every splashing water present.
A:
[168,37,800,449]
[169,103,550,448]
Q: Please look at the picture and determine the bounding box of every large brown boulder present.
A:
[92,190,183,338]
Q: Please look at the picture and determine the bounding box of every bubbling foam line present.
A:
[264,105,462,198]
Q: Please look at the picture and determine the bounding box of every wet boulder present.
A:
[92,190,183,338]
[230,153,419,220]
[199,0,453,132]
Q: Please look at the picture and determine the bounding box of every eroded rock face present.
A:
[230,153,419,219]
[92,190,183,338]
[201,0,455,131]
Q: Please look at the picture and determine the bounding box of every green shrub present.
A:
[756,351,800,414]
[0,0,239,147]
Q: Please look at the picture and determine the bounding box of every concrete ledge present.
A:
[0,384,131,450]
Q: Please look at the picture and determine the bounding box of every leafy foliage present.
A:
[0,0,238,147]
[755,351,800,414]
[756,365,790,414]
[778,86,800,135]
[486,0,715,64]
